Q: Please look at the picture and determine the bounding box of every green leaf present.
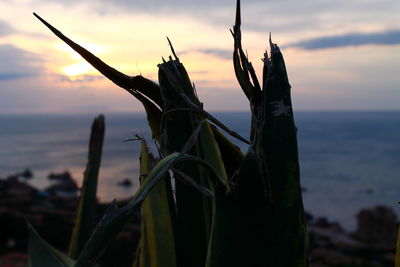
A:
[158,59,210,267]
[136,140,177,267]
[131,91,162,141]
[257,39,308,267]
[28,224,75,267]
[161,107,249,145]
[235,147,270,267]
[158,49,201,107]
[198,122,240,267]
[230,1,309,265]
[74,152,180,266]
[231,0,261,104]
[172,168,212,198]
[210,124,244,178]
[68,115,105,259]
[75,152,214,267]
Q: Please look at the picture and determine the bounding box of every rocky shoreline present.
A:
[0,171,398,267]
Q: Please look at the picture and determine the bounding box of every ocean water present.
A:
[0,111,399,230]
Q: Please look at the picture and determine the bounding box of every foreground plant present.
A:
[30,1,309,266]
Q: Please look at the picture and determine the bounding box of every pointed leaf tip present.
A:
[235,0,241,29]
[166,36,179,60]
[269,32,273,48]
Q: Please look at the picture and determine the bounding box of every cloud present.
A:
[35,0,400,33]
[55,74,105,83]
[31,0,400,41]
[37,0,235,12]
[0,73,28,80]
[0,19,15,37]
[182,48,232,60]
[0,45,42,81]
[288,30,400,50]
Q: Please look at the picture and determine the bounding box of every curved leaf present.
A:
[131,91,162,141]
[28,224,75,267]
[136,140,177,267]
[33,13,163,109]
[210,124,244,178]
[74,152,220,267]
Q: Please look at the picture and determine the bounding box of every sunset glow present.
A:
[0,0,399,113]
[62,63,92,77]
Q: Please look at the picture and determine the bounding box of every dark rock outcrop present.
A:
[20,169,33,179]
[118,178,132,187]
[353,205,398,250]
[45,171,78,197]
[0,172,141,267]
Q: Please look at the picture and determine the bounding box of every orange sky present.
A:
[0,0,400,113]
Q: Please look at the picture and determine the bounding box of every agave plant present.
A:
[30,0,309,266]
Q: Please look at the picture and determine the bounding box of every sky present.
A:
[0,0,399,113]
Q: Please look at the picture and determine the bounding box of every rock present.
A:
[45,182,78,196]
[314,217,343,231]
[0,173,140,267]
[5,175,19,183]
[309,225,365,251]
[45,171,78,197]
[1,176,37,198]
[310,247,361,266]
[20,169,33,179]
[118,178,132,187]
[353,205,398,249]
[48,171,73,181]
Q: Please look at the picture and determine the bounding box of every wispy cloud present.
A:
[37,0,234,12]
[0,73,28,80]
[0,19,15,37]
[289,30,400,50]
[182,48,232,60]
[0,45,42,81]
[34,0,400,35]
[55,74,105,83]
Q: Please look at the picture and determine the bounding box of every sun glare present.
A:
[62,63,92,76]
[56,43,104,59]
[55,43,105,78]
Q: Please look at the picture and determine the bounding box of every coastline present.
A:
[1,111,400,231]
[0,171,397,266]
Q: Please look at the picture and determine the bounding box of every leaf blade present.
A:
[28,224,75,267]
[68,115,105,259]
[74,152,209,266]
[137,140,177,267]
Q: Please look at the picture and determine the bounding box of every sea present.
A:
[0,111,399,231]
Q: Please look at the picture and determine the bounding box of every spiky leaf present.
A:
[28,224,75,267]
[258,40,308,267]
[136,139,177,267]
[158,58,210,267]
[68,115,105,259]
